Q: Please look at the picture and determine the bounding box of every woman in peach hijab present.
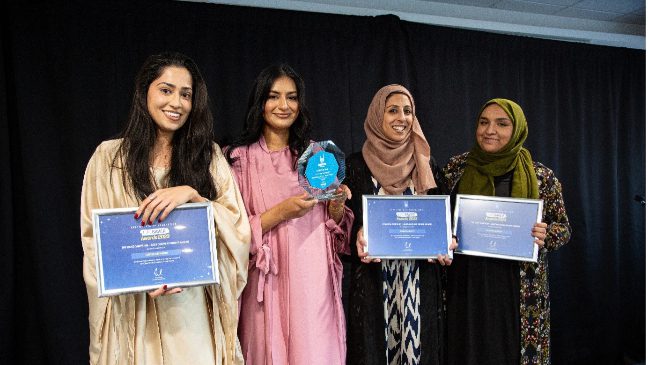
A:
[344,84,454,365]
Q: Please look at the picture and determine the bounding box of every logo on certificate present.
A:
[140,227,171,241]
[396,211,418,221]
[153,267,165,281]
[485,212,507,222]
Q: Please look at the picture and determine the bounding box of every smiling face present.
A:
[382,93,413,142]
[146,66,193,137]
[262,75,299,134]
[476,103,514,153]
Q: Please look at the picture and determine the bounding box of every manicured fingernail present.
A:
[158,218,162,223]
[134,213,139,219]
[148,220,153,225]
[141,220,145,226]
[163,285,168,290]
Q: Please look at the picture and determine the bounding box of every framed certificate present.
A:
[92,202,218,297]
[453,194,543,262]
[363,195,452,259]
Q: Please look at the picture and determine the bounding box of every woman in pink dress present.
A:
[226,64,354,365]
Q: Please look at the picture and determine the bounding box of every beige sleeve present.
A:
[211,144,251,300]
[80,145,114,364]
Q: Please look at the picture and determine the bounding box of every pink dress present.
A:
[230,137,353,365]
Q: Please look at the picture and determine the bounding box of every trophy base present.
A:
[310,190,345,201]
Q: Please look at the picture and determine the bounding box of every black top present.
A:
[446,169,521,365]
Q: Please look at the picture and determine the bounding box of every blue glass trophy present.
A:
[297,140,345,200]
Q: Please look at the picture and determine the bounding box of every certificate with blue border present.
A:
[453,194,543,262]
[92,202,218,297]
[363,195,452,259]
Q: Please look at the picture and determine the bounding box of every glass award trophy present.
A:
[297,140,346,200]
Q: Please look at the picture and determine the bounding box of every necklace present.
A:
[151,146,171,168]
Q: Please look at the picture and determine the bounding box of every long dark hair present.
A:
[113,52,217,200]
[226,63,312,167]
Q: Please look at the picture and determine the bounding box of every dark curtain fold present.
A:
[1,0,644,363]
[0,4,16,362]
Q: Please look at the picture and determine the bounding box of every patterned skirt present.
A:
[382,259,421,365]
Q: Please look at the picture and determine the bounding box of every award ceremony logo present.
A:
[153,267,165,281]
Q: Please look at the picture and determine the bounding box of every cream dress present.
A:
[80,139,250,365]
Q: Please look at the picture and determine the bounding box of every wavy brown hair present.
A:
[113,52,217,200]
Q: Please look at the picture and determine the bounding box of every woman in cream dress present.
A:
[80,52,250,365]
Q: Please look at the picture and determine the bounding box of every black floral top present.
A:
[443,152,571,365]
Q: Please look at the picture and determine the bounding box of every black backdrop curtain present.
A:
[0,0,644,363]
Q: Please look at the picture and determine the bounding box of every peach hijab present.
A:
[361,84,436,195]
